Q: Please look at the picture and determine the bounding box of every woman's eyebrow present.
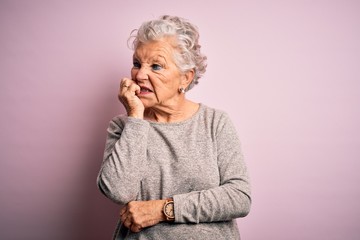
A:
[152,55,167,64]
[132,54,167,64]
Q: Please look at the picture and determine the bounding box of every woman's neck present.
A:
[144,100,199,123]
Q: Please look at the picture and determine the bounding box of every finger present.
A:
[120,78,131,87]
[120,206,127,216]
[120,211,128,223]
[123,216,132,229]
[120,78,137,89]
[130,224,143,233]
[127,83,140,95]
[120,80,139,98]
[120,86,140,103]
[119,79,132,96]
[119,80,132,103]
[134,84,141,95]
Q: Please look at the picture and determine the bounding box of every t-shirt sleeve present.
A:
[97,116,150,205]
[173,112,251,223]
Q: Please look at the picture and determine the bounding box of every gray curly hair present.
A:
[129,15,207,91]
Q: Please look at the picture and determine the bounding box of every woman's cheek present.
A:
[130,69,137,80]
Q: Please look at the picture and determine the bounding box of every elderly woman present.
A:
[97,15,251,239]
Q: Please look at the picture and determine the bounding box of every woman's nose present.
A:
[134,66,149,81]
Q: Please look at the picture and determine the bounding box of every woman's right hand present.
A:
[120,200,167,233]
[118,78,144,119]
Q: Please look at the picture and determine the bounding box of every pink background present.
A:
[1,0,359,239]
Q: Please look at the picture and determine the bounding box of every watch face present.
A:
[165,201,174,218]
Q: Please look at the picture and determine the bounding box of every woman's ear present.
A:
[181,69,195,88]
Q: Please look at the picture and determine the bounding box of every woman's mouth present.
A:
[139,86,153,94]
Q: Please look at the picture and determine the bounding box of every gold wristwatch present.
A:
[163,199,175,221]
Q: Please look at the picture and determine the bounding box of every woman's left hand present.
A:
[120,200,166,232]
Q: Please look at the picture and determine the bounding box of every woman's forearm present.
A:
[97,117,150,204]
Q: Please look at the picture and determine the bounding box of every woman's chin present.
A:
[140,99,155,109]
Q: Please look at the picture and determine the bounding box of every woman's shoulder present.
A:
[199,104,237,135]
[199,103,230,122]
[109,114,128,125]
[108,114,129,132]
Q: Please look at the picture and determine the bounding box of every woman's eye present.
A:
[133,62,141,68]
[151,64,162,71]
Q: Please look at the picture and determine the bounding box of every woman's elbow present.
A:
[237,193,251,218]
[97,175,134,205]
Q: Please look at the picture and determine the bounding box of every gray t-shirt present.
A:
[97,104,251,239]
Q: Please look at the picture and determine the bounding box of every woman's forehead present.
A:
[134,40,176,60]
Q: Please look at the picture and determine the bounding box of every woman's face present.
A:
[131,38,186,109]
